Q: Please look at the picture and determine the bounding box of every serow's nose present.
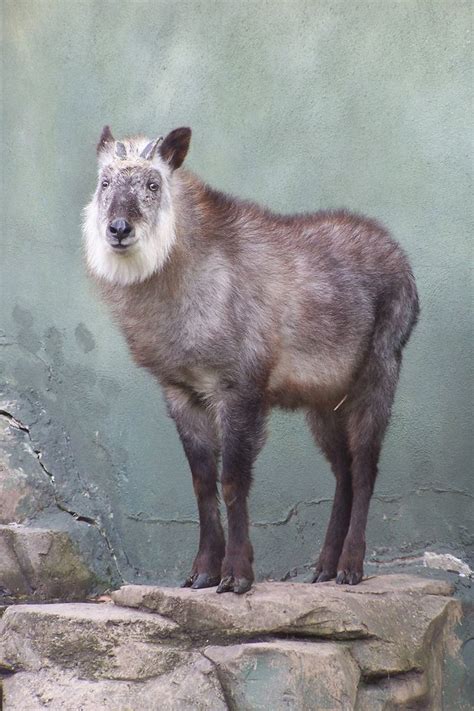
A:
[107,219,133,243]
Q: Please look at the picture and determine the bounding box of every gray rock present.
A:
[2,663,227,710]
[0,575,463,710]
[205,640,360,710]
[423,551,473,577]
[355,671,429,710]
[0,602,182,680]
[111,574,455,646]
[346,593,461,678]
[0,602,226,709]
[0,524,97,600]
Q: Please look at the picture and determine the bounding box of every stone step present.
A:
[0,575,462,710]
[111,573,453,640]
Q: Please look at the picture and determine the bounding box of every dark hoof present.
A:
[181,572,220,589]
[336,570,363,585]
[216,576,233,593]
[234,577,253,595]
[191,573,220,589]
[181,574,195,588]
[311,570,336,583]
[216,576,252,594]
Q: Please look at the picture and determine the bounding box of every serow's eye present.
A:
[101,179,109,189]
[148,181,159,192]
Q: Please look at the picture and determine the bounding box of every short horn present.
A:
[140,137,163,161]
[115,142,127,159]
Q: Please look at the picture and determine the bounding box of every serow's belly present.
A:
[266,351,353,410]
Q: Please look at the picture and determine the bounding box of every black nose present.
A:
[107,219,133,242]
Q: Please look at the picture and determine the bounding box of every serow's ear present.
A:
[97,125,114,156]
[159,127,191,170]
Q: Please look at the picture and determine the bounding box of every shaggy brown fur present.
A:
[84,127,419,593]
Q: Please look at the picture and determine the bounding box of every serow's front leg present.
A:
[165,387,225,589]
[216,393,267,595]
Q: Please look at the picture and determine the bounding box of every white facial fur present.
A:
[82,137,176,286]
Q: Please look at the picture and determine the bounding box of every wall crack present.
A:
[0,409,124,583]
[126,497,333,528]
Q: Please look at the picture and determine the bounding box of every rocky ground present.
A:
[0,408,471,709]
[0,573,463,710]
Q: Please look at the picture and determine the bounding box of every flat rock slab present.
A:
[0,603,226,710]
[0,602,182,680]
[112,574,454,641]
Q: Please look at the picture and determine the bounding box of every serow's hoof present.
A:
[216,576,253,595]
[311,570,336,583]
[181,573,220,589]
[336,569,363,586]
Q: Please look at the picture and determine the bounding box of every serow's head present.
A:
[83,126,191,286]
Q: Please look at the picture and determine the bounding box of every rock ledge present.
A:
[0,575,461,710]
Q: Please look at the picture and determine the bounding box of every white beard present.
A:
[82,198,176,286]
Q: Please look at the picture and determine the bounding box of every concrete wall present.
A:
[1,1,472,589]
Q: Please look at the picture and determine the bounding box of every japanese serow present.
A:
[83,126,419,594]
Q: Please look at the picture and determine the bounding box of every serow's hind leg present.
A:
[336,353,400,585]
[307,408,352,583]
[335,440,379,586]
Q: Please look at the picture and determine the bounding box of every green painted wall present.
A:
[1,1,472,591]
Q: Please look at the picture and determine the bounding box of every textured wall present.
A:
[1,1,472,591]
